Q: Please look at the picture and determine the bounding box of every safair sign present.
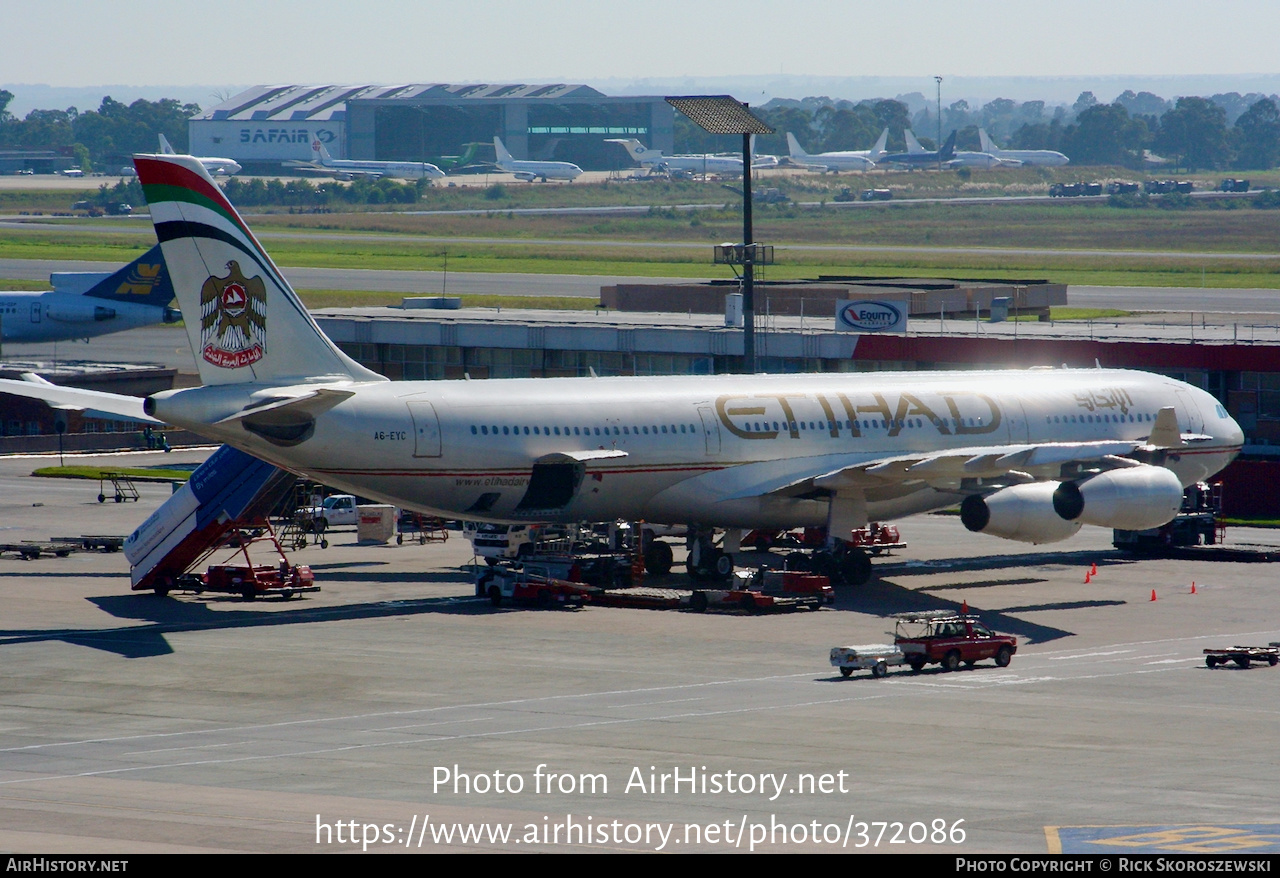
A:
[836,299,908,333]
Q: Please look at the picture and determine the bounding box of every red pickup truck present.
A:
[893,611,1017,673]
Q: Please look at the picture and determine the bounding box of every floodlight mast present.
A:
[665,96,774,374]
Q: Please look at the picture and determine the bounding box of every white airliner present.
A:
[0,154,1243,588]
[785,130,885,172]
[307,140,445,181]
[978,129,1070,167]
[0,245,178,342]
[606,139,750,176]
[902,128,1015,168]
[493,137,583,182]
[158,134,241,176]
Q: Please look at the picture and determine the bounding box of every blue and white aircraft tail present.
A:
[1,244,179,342]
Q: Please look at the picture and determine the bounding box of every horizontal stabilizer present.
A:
[0,377,160,424]
[214,388,356,425]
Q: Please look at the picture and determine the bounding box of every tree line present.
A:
[685,90,1280,171]
[0,91,196,172]
[3,86,1278,175]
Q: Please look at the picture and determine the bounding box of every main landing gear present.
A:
[684,528,874,586]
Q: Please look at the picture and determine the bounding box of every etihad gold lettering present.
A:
[715,395,777,439]
[772,394,807,439]
[715,391,1001,439]
[834,394,863,437]
[815,395,841,437]
[942,393,1002,435]
[857,393,895,426]
[891,392,947,437]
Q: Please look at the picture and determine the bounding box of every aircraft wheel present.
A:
[714,551,734,580]
[643,541,674,576]
[839,549,872,586]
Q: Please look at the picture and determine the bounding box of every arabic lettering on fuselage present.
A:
[1073,387,1134,415]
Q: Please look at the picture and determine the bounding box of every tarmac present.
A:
[0,448,1278,853]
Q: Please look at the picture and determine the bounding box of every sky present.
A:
[5,0,1280,103]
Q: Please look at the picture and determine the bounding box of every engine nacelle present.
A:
[960,482,1083,544]
[1052,466,1185,530]
[45,303,116,323]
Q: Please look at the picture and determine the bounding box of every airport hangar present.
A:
[309,276,1280,518]
[188,83,675,173]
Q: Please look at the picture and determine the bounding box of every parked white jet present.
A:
[0,153,1243,588]
[158,134,241,176]
[904,129,1019,169]
[784,130,884,172]
[0,245,178,342]
[978,129,1070,167]
[306,139,445,181]
[493,137,583,182]
[607,138,754,175]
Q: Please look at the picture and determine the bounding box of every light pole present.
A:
[934,76,943,151]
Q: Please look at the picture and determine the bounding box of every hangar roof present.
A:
[192,83,607,123]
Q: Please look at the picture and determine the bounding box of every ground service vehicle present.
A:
[893,611,1017,672]
[861,188,892,201]
[298,494,359,530]
[830,644,906,678]
[690,568,834,613]
[475,562,593,608]
[1113,482,1219,551]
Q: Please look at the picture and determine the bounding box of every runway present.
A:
[3,256,1279,312]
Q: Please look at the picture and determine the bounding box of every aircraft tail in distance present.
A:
[785,132,808,159]
[134,153,384,387]
[82,244,176,309]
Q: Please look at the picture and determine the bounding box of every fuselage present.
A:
[150,368,1243,530]
[320,157,444,180]
[990,147,1069,167]
[0,292,171,342]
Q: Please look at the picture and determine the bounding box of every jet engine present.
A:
[1052,465,1184,530]
[961,482,1083,544]
[45,303,116,323]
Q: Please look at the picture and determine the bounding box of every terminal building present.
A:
[189,84,674,172]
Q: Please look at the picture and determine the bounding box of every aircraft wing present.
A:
[716,438,1155,504]
[0,376,161,424]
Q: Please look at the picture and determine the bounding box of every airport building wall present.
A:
[188,84,675,170]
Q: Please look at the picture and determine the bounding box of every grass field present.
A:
[4,177,1280,289]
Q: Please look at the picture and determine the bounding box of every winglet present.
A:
[1147,407,1185,448]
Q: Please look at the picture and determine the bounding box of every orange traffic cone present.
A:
[1090,562,1098,576]
[1191,581,1197,594]
[1084,571,1092,583]
[961,599,969,614]
[1150,589,1158,601]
